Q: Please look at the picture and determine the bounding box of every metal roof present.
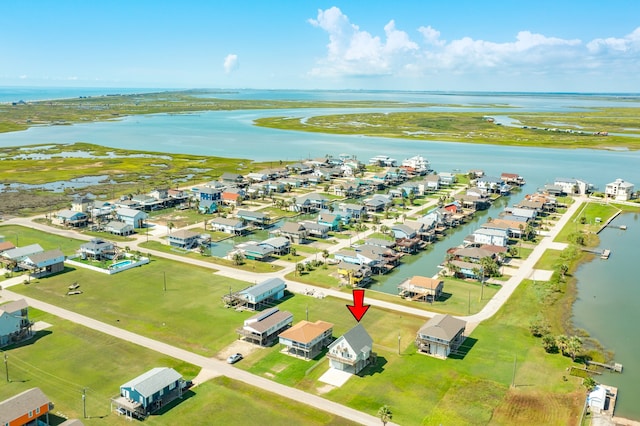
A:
[120,367,182,398]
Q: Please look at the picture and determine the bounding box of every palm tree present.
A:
[232,252,244,266]
[321,249,329,267]
[556,335,569,356]
[167,222,175,235]
[567,336,582,361]
[558,263,569,279]
[377,405,392,426]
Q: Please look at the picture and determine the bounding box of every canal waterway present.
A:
[1,88,639,418]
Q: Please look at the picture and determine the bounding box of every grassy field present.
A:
[554,201,621,243]
[0,310,355,426]
[255,108,640,151]
[0,225,84,255]
[4,221,588,424]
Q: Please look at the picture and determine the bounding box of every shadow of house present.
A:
[447,337,477,360]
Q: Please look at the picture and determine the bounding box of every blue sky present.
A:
[2,1,639,92]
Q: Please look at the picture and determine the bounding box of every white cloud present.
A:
[223,54,239,74]
[308,7,418,77]
[308,7,640,84]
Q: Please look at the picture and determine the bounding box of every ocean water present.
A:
[1,86,639,418]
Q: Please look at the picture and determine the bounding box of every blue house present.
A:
[193,186,221,202]
[238,278,286,310]
[198,199,218,214]
[318,212,342,231]
[116,367,184,417]
[0,299,32,347]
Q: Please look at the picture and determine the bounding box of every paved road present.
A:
[0,288,389,426]
[1,192,584,424]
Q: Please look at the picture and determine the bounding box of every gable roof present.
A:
[0,387,50,424]
[116,207,147,218]
[237,209,268,220]
[0,241,16,252]
[408,276,443,289]
[330,323,372,354]
[0,299,28,315]
[25,249,65,265]
[241,278,285,299]
[278,320,333,344]
[2,244,44,260]
[243,309,293,334]
[169,229,200,240]
[120,367,182,398]
[280,222,306,233]
[418,314,466,342]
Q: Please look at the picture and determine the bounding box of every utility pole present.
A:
[163,272,167,292]
[397,333,401,355]
[511,355,517,388]
[468,290,471,315]
[4,352,9,382]
[306,305,309,321]
[82,388,87,418]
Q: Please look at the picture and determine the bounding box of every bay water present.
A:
[1,88,639,418]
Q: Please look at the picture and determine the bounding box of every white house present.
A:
[471,228,509,247]
[116,208,148,229]
[605,178,635,201]
[327,324,374,375]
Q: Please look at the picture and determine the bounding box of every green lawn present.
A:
[138,240,283,273]
[0,310,355,426]
[554,201,620,243]
[0,225,84,256]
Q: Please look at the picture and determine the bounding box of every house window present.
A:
[36,407,40,414]
[29,411,33,418]
[169,382,176,391]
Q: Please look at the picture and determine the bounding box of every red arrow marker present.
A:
[347,289,370,322]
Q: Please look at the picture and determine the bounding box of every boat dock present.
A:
[586,360,623,373]
[581,248,611,259]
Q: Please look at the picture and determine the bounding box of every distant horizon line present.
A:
[1,85,639,97]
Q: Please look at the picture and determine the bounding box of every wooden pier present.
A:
[586,360,623,373]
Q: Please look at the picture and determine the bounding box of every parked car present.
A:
[227,353,243,364]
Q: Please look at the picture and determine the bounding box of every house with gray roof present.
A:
[299,221,330,239]
[22,249,65,276]
[53,209,88,227]
[327,324,374,374]
[114,367,184,418]
[277,222,308,244]
[79,238,115,260]
[0,387,53,426]
[238,278,286,310]
[416,314,466,358]
[116,208,148,229]
[237,209,270,227]
[209,217,248,235]
[237,307,293,346]
[167,229,201,249]
[104,220,134,236]
[1,244,44,263]
[0,299,32,347]
[260,237,290,255]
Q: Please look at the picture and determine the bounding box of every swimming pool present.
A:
[110,259,134,269]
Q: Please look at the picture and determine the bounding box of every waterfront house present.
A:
[318,212,342,230]
[334,250,361,265]
[336,261,372,287]
[364,194,392,212]
[277,222,308,244]
[279,320,334,359]
[198,199,218,214]
[53,209,88,227]
[500,172,525,186]
[401,155,430,174]
[327,324,375,375]
[415,314,466,358]
[587,385,607,414]
[238,278,287,310]
[235,241,274,261]
[237,210,270,227]
[167,229,201,249]
[476,176,504,193]
[71,194,93,212]
[115,367,184,418]
[398,276,443,303]
[260,237,290,255]
[364,238,396,250]
[338,203,367,221]
[438,172,457,186]
[293,193,329,212]
[238,307,293,346]
[22,249,65,276]
[605,178,635,201]
[220,172,244,184]
[209,217,248,235]
[470,228,509,247]
[504,207,537,221]
[116,208,147,229]
[421,174,441,192]
[391,224,417,240]
[299,221,330,239]
[482,219,524,239]
[0,387,53,426]
[0,299,33,347]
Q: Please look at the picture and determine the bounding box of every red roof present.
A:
[222,192,240,200]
